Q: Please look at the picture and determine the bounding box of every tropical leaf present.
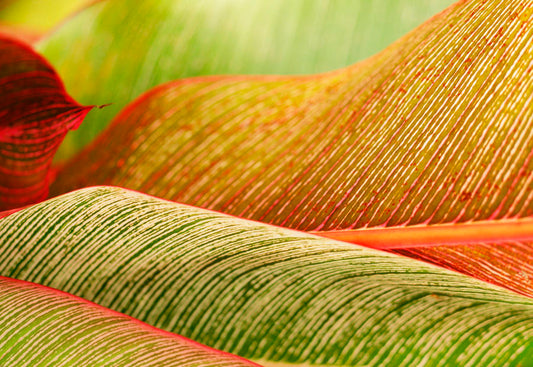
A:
[0,276,257,366]
[316,219,533,298]
[51,0,533,229]
[37,0,454,159]
[1,186,533,366]
[49,0,533,292]
[0,35,92,210]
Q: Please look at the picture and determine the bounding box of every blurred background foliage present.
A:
[0,0,455,160]
[0,0,90,31]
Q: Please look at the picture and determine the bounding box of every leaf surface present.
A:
[0,0,92,33]
[316,218,533,297]
[0,276,258,366]
[52,0,533,229]
[1,186,533,366]
[37,0,454,159]
[50,0,533,291]
[0,35,92,210]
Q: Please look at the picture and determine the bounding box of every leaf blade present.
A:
[1,186,533,365]
[0,276,258,366]
[37,0,454,158]
[0,35,92,210]
[52,0,533,229]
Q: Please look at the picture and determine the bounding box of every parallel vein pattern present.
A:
[315,218,533,298]
[1,187,532,366]
[52,0,533,232]
[0,35,91,210]
[393,240,533,298]
[0,277,257,366]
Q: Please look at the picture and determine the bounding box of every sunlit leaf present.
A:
[37,0,454,159]
[52,0,533,228]
[1,186,532,366]
[0,276,258,366]
[0,35,92,210]
[49,0,533,291]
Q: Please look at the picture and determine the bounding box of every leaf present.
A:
[316,218,533,298]
[50,0,533,291]
[1,186,533,366]
[36,0,454,159]
[0,35,92,210]
[51,0,533,229]
[0,276,258,366]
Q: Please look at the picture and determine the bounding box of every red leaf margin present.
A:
[0,34,94,210]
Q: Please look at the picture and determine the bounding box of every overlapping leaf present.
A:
[49,0,533,293]
[0,35,92,210]
[1,186,533,366]
[37,0,454,158]
[317,220,533,298]
[0,276,257,366]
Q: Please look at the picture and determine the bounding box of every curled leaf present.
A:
[1,186,532,366]
[0,35,92,210]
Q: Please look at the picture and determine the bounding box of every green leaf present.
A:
[316,219,533,298]
[1,186,532,366]
[0,276,257,366]
[37,0,454,159]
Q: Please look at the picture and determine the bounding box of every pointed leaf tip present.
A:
[0,35,92,210]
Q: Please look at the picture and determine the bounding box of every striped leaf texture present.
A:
[0,35,92,210]
[1,186,533,366]
[316,220,533,298]
[37,0,453,159]
[0,277,257,366]
[51,0,533,229]
[394,239,533,298]
[49,0,533,293]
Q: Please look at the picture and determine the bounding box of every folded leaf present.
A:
[37,0,454,159]
[1,186,533,366]
[0,35,92,210]
[0,276,258,366]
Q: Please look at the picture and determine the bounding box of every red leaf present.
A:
[0,35,93,210]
